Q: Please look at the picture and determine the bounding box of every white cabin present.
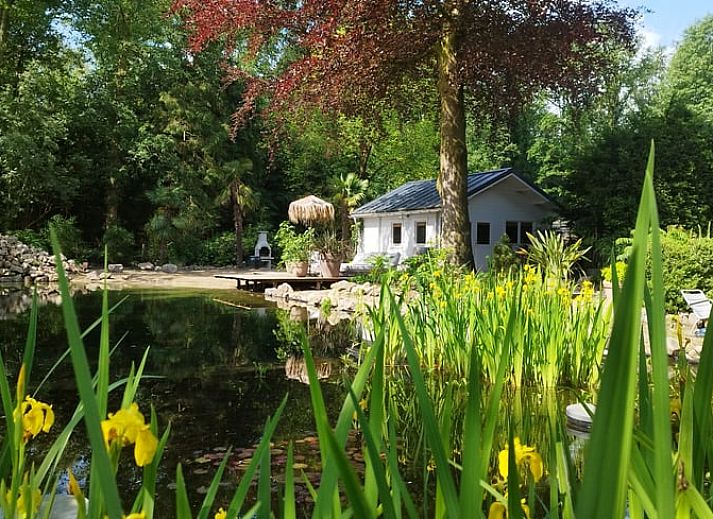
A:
[351,168,557,270]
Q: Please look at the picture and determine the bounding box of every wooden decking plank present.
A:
[214,273,347,292]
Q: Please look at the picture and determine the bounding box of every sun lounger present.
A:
[681,289,711,336]
[340,252,400,276]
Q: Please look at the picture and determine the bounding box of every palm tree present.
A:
[215,159,256,265]
[332,173,368,245]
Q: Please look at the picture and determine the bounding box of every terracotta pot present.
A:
[319,257,341,278]
[287,261,308,277]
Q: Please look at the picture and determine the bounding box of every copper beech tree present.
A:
[173,0,635,266]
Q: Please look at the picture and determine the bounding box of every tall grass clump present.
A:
[375,261,610,388]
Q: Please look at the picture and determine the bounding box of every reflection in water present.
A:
[0,285,62,319]
[285,355,334,384]
[0,287,355,514]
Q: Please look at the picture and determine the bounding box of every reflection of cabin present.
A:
[351,168,557,270]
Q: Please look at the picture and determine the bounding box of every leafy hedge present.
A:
[659,226,713,312]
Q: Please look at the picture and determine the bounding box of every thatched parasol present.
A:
[288,195,335,225]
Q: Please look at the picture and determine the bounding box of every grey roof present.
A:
[352,168,549,216]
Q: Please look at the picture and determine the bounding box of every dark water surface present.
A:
[0,287,355,515]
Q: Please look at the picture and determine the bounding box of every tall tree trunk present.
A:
[231,182,244,265]
[105,175,119,225]
[437,14,472,267]
[340,203,351,244]
[358,140,371,179]
[0,4,10,60]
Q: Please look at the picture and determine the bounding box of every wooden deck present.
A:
[214,273,347,292]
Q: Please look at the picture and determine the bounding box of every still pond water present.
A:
[0,287,357,515]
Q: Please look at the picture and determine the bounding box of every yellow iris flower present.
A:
[215,508,227,519]
[16,395,54,441]
[488,498,531,519]
[497,437,543,482]
[8,487,41,519]
[101,403,158,467]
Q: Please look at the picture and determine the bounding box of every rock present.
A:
[331,280,355,292]
[337,297,356,312]
[304,291,325,307]
[137,262,154,271]
[108,263,124,273]
[161,263,178,273]
[99,272,112,280]
[274,283,294,298]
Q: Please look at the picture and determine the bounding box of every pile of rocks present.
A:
[265,280,381,313]
[0,234,79,284]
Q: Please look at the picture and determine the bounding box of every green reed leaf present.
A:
[226,395,287,517]
[284,442,296,519]
[351,391,397,519]
[51,229,123,519]
[642,142,675,519]
[391,290,461,519]
[576,144,653,519]
[175,464,192,519]
[197,448,233,519]
[322,423,375,519]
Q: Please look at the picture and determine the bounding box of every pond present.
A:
[0,286,358,515]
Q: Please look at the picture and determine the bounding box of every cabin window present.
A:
[505,221,519,244]
[505,221,534,245]
[416,222,427,244]
[520,222,533,242]
[392,223,402,245]
[476,222,490,245]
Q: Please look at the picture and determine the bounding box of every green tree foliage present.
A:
[0,55,87,229]
[666,15,713,123]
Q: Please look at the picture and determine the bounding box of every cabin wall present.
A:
[358,212,439,261]
[468,177,553,270]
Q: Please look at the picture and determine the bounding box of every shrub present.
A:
[600,261,628,283]
[523,229,590,280]
[490,234,521,273]
[168,234,204,265]
[659,225,713,312]
[199,231,236,266]
[47,215,85,259]
[102,224,135,264]
[8,229,48,250]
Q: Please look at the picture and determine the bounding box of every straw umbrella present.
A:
[288,195,335,225]
[288,195,342,277]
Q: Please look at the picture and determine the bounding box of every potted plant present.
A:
[315,230,350,277]
[274,222,315,277]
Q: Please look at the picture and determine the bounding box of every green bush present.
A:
[199,231,236,266]
[490,234,521,273]
[102,224,136,264]
[47,215,85,259]
[659,225,713,312]
[8,229,48,250]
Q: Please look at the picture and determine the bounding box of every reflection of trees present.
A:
[138,295,279,378]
